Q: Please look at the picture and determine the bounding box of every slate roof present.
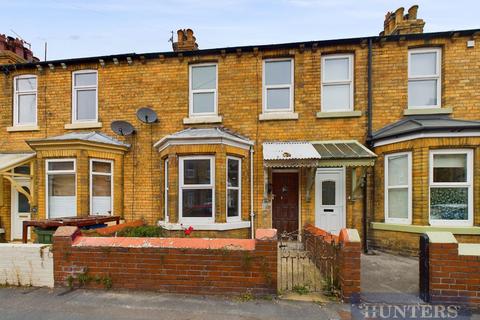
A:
[27,132,130,148]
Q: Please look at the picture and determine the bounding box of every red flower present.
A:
[184,226,194,236]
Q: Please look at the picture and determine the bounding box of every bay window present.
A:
[408,48,441,108]
[385,152,412,224]
[227,157,241,221]
[72,70,98,122]
[189,64,217,117]
[321,54,354,112]
[263,59,294,112]
[179,156,215,223]
[429,149,473,226]
[90,159,113,215]
[46,159,76,218]
[13,75,37,126]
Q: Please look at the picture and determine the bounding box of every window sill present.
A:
[7,125,40,132]
[316,110,362,119]
[371,222,480,234]
[403,107,453,116]
[183,116,223,124]
[259,112,299,121]
[157,220,251,231]
[65,122,103,129]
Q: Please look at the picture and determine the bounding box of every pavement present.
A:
[0,287,349,320]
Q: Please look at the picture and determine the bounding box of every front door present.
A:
[11,180,31,241]
[315,168,345,235]
[272,171,299,236]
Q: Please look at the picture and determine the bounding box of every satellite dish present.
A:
[136,107,158,124]
[111,121,135,136]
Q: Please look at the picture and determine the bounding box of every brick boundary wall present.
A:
[53,227,277,296]
[426,232,480,306]
[303,224,361,302]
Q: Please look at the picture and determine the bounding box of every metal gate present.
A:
[419,234,430,302]
[277,231,336,293]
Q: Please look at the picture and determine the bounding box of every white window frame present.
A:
[72,70,98,123]
[45,159,77,219]
[429,149,473,226]
[179,156,215,224]
[262,58,294,113]
[321,54,354,112]
[226,156,241,222]
[189,63,218,117]
[164,158,169,223]
[384,152,412,224]
[408,48,442,109]
[89,159,114,216]
[13,74,37,126]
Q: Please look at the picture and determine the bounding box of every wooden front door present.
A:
[272,172,299,235]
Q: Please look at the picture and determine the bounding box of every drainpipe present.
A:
[250,146,255,239]
[363,38,373,254]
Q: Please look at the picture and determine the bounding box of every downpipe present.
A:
[250,146,255,239]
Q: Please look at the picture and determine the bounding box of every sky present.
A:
[1,0,479,61]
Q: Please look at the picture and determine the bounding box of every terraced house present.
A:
[0,5,479,255]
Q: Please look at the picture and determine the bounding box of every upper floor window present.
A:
[72,70,98,123]
[408,48,441,108]
[384,152,412,224]
[189,64,217,117]
[321,54,354,112]
[13,75,37,126]
[263,59,294,112]
[429,149,473,226]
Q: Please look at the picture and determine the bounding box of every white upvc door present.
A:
[11,179,31,241]
[314,168,345,235]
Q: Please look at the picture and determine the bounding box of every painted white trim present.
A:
[158,221,250,231]
[183,115,222,124]
[164,158,169,223]
[179,156,215,224]
[407,47,442,109]
[372,131,480,147]
[10,179,30,241]
[155,137,253,152]
[45,158,77,219]
[262,58,294,113]
[189,63,218,117]
[89,159,113,216]
[13,75,37,127]
[384,152,412,225]
[7,125,40,132]
[72,70,98,123]
[321,54,354,112]
[429,149,474,226]
[226,156,241,222]
[258,112,299,121]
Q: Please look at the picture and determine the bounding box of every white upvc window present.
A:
[89,159,113,215]
[263,58,294,112]
[13,75,37,126]
[72,70,98,123]
[408,48,441,109]
[226,156,241,222]
[164,158,169,223]
[384,152,412,224]
[189,63,218,117]
[46,159,76,219]
[429,149,473,226]
[321,54,354,112]
[179,156,215,223]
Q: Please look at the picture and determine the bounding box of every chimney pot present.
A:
[381,5,424,36]
[408,5,419,20]
[172,28,198,52]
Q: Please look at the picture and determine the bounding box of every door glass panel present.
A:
[322,180,336,205]
[18,187,30,213]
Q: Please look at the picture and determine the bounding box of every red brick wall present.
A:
[429,239,480,306]
[53,226,277,296]
[303,224,361,302]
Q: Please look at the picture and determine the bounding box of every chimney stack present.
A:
[172,28,198,52]
[380,5,425,36]
[0,33,39,64]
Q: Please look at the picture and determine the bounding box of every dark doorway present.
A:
[272,171,299,236]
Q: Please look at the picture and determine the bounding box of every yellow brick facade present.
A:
[0,30,479,251]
